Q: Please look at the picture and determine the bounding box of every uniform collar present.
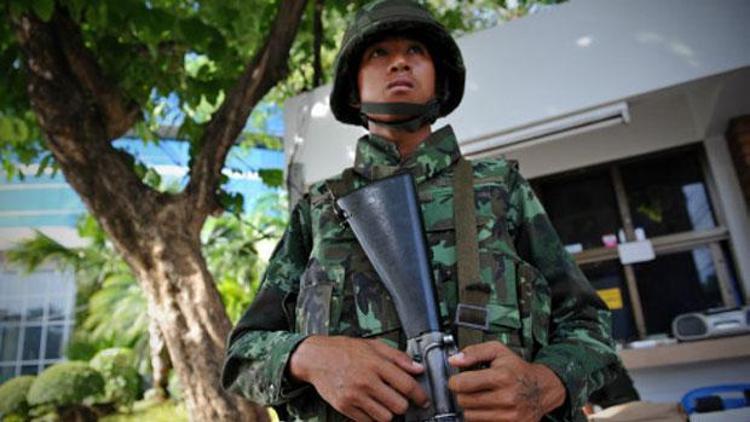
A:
[353,125,461,184]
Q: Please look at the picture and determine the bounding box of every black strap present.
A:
[453,157,489,350]
[360,99,440,133]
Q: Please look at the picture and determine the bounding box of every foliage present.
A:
[99,399,187,422]
[0,375,35,418]
[26,362,105,408]
[1,0,566,180]
[203,192,288,322]
[274,0,565,99]
[89,348,143,409]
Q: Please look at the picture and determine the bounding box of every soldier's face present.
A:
[357,36,436,120]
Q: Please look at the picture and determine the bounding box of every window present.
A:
[532,146,742,343]
[0,262,75,384]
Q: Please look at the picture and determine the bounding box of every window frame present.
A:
[531,144,739,340]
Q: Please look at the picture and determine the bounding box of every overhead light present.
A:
[461,102,630,157]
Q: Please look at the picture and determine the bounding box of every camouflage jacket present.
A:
[222,125,618,421]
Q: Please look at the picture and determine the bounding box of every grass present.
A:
[100,398,187,422]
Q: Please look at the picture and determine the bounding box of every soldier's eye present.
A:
[369,47,388,58]
[408,44,425,54]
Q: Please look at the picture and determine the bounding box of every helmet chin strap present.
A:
[360,99,440,133]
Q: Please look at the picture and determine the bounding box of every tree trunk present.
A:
[129,201,266,421]
[147,307,172,399]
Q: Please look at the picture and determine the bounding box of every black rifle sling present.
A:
[453,157,489,350]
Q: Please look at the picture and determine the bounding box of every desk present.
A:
[619,335,750,370]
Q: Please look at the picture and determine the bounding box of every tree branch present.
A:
[12,10,158,266]
[51,9,141,140]
[185,0,308,224]
[313,0,325,87]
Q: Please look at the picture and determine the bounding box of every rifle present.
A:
[336,173,462,422]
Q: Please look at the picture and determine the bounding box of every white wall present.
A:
[452,0,750,146]
[500,85,703,179]
[284,0,750,186]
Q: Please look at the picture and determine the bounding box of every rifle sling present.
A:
[453,157,489,350]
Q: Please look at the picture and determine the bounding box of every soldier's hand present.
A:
[447,341,565,422]
[289,335,430,421]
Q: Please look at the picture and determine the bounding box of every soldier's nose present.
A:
[389,58,410,73]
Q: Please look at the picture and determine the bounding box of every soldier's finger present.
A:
[448,369,501,393]
[448,341,512,368]
[370,339,424,374]
[367,379,411,415]
[455,389,502,410]
[343,406,374,422]
[378,362,430,408]
[356,396,394,422]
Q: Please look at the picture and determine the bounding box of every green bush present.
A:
[27,362,105,408]
[90,348,142,408]
[0,375,35,418]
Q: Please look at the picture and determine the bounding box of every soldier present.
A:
[222,1,619,421]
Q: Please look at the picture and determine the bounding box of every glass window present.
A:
[45,325,64,360]
[633,246,724,335]
[0,300,23,322]
[22,326,42,360]
[20,364,38,375]
[0,365,15,384]
[531,146,739,343]
[581,260,638,342]
[25,297,46,322]
[622,150,717,237]
[47,296,68,322]
[0,326,19,362]
[1,264,77,382]
[535,169,621,250]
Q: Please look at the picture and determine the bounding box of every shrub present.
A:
[0,375,35,418]
[90,348,142,408]
[27,362,105,408]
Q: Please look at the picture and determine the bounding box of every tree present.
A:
[1,1,561,420]
[3,1,306,420]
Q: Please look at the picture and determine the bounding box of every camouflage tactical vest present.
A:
[284,127,553,421]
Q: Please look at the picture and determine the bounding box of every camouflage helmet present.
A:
[330,0,465,128]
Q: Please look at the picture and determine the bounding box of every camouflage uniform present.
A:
[222,125,618,421]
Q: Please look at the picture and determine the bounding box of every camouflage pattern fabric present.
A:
[222,125,618,421]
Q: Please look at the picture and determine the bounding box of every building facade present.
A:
[283,0,750,404]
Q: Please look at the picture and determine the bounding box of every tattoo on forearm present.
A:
[518,374,544,420]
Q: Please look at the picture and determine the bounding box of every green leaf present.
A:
[258,168,283,188]
[11,117,29,142]
[0,117,14,140]
[31,0,55,21]
[35,153,52,177]
[217,190,244,215]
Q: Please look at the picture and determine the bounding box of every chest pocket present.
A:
[295,259,344,336]
[303,197,406,342]
[424,178,558,359]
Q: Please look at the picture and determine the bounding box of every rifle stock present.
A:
[337,173,462,422]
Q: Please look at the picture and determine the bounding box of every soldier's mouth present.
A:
[387,79,414,89]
